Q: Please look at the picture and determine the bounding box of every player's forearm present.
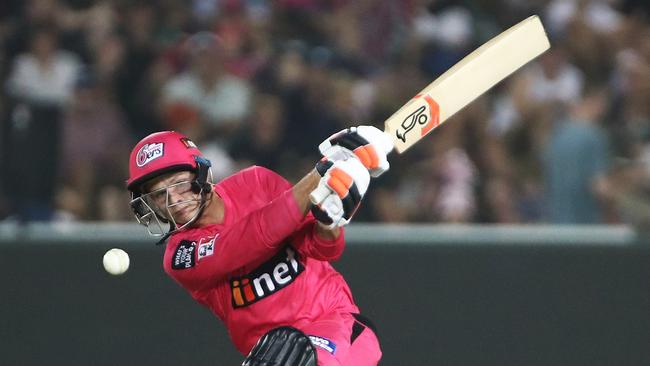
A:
[314,221,340,240]
[292,170,341,239]
[291,169,321,214]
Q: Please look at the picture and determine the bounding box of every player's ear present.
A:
[191,181,203,194]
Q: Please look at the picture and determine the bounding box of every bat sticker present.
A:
[395,94,440,143]
[395,105,427,142]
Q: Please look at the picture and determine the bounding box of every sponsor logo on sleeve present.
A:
[198,235,217,260]
[136,143,164,167]
[172,240,196,270]
[229,246,304,308]
[308,335,337,355]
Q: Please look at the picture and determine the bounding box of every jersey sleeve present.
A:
[253,165,294,199]
[257,166,347,261]
[256,166,347,261]
[290,214,346,261]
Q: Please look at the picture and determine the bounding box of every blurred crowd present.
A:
[0,0,648,227]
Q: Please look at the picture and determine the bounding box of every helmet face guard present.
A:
[130,175,212,236]
[126,131,213,239]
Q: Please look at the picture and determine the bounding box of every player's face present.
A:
[145,171,200,225]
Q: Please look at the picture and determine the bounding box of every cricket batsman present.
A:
[126,127,392,365]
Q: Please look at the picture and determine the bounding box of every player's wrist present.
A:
[315,220,340,240]
[309,157,369,229]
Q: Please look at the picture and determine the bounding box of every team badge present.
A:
[136,143,164,167]
[198,235,217,260]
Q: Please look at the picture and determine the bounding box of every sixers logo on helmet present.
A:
[136,143,164,167]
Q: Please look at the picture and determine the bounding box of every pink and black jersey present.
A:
[162,166,359,355]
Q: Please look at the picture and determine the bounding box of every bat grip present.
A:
[309,185,331,205]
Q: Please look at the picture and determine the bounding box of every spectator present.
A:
[2,101,63,220]
[229,93,288,172]
[490,46,584,136]
[6,25,80,106]
[413,1,474,78]
[161,31,252,141]
[114,2,162,139]
[3,25,80,220]
[542,86,611,223]
[55,70,131,220]
[607,154,650,229]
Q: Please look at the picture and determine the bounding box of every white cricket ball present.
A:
[103,248,130,275]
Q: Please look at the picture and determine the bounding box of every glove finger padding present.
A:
[319,126,394,177]
[311,158,369,228]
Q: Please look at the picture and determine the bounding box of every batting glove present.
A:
[319,126,394,178]
[310,157,370,228]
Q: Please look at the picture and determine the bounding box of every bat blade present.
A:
[384,15,550,153]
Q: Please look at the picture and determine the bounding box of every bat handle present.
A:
[309,185,331,205]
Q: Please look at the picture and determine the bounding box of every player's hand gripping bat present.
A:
[310,15,550,205]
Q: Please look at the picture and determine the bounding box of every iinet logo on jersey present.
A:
[230,246,304,308]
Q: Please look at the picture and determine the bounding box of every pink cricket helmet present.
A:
[127,131,204,192]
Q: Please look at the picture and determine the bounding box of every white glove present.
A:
[310,157,370,228]
[319,126,394,178]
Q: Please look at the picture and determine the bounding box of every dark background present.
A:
[1,241,649,366]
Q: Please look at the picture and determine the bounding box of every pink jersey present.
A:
[162,166,360,355]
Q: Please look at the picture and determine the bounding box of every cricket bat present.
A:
[310,15,550,205]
